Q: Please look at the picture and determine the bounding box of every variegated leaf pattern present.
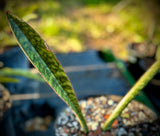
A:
[7,11,88,133]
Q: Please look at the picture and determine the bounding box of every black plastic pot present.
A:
[127,42,160,112]
[12,101,55,136]
[0,108,16,136]
[138,58,160,112]
[128,62,160,112]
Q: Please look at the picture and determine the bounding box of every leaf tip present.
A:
[6,10,10,15]
[6,10,13,21]
[6,10,11,17]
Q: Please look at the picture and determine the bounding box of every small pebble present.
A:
[67,122,73,127]
[91,122,98,131]
[118,127,127,136]
[108,99,114,105]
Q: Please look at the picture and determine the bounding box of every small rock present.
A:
[138,111,146,120]
[108,99,114,105]
[91,122,98,131]
[67,122,73,127]
[57,115,68,125]
[81,101,87,108]
[118,127,127,136]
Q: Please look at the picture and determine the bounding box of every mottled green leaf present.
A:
[0,68,44,82]
[0,76,19,83]
[7,11,88,133]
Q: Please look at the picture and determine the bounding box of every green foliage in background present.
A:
[1,0,160,59]
[0,68,44,83]
[0,76,19,83]
[0,0,37,47]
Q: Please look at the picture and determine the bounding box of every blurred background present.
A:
[0,0,160,60]
[0,0,160,136]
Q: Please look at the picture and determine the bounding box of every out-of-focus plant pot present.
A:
[13,101,55,136]
[127,42,157,62]
[54,95,160,136]
[138,58,160,112]
[127,42,160,112]
[0,84,15,136]
[0,45,29,93]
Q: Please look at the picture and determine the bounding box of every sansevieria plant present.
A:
[6,11,160,134]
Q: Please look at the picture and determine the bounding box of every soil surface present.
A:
[55,95,160,136]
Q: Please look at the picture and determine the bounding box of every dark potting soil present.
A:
[55,95,160,136]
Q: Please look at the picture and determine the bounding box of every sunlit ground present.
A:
[1,0,160,60]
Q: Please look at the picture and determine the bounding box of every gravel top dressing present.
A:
[55,95,160,136]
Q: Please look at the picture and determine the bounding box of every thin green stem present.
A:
[102,60,160,131]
